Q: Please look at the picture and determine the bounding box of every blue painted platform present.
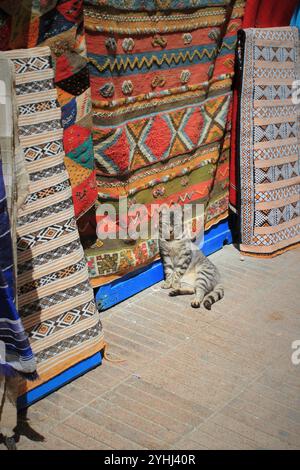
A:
[95,218,232,311]
[17,352,102,410]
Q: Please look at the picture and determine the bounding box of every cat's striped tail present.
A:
[203,284,224,310]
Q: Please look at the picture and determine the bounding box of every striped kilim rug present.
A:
[229,0,299,213]
[83,0,245,287]
[3,46,104,395]
[237,27,300,257]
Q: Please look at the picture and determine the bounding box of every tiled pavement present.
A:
[1,245,300,450]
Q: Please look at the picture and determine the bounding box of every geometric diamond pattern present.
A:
[19,99,58,116]
[19,119,61,137]
[24,140,64,162]
[16,78,54,96]
[255,161,299,184]
[254,45,295,63]
[35,325,100,362]
[253,84,293,101]
[95,94,230,175]
[254,122,297,143]
[255,201,300,227]
[14,56,51,74]
[17,218,77,252]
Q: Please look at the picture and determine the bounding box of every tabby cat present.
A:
[158,209,224,309]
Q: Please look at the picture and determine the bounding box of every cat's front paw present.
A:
[161,280,172,289]
[169,289,180,297]
[191,299,201,308]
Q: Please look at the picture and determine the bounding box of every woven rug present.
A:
[3,46,104,395]
[83,0,245,287]
[0,1,97,219]
[237,27,300,257]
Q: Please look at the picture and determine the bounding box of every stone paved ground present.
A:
[1,245,300,450]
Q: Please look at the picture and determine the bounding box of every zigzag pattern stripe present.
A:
[89,42,237,75]
[89,48,219,74]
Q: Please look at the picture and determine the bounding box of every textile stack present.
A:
[0,0,105,409]
[0,45,104,403]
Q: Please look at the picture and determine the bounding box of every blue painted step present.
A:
[18,352,102,410]
[95,218,232,311]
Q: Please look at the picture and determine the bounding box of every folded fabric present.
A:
[0,152,37,380]
[0,55,30,290]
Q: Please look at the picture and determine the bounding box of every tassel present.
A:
[102,342,126,364]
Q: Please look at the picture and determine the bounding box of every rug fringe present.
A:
[240,241,300,258]
[102,342,126,364]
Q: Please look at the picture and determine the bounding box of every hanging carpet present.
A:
[83,0,245,287]
[237,27,300,257]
